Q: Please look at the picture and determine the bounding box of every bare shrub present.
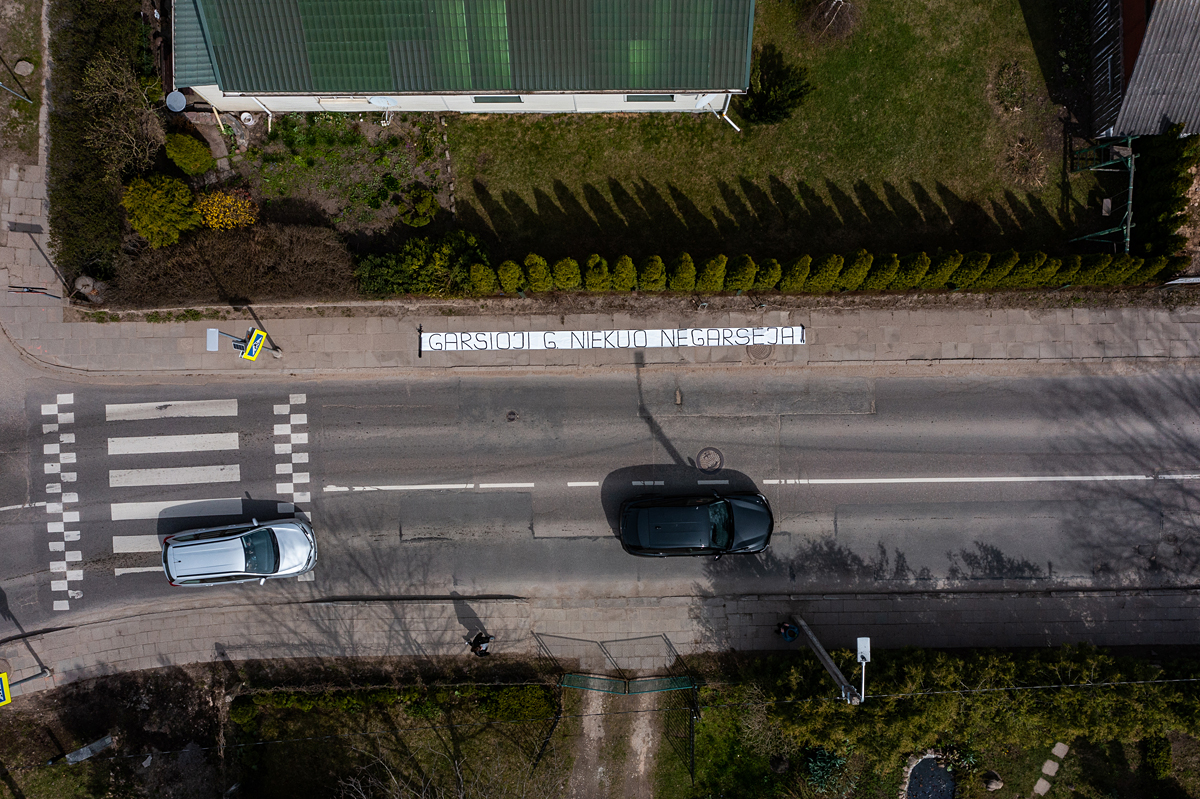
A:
[739,684,795,758]
[807,0,864,40]
[108,223,356,307]
[76,51,164,180]
[1005,136,1048,188]
[990,61,1028,114]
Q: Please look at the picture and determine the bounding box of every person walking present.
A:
[469,632,495,656]
[776,621,800,643]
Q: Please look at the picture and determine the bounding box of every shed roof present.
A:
[1110,0,1200,136]
[174,0,755,94]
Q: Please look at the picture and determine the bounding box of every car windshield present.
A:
[242,529,279,574]
[708,501,733,549]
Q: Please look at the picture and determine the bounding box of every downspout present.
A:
[251,96,273,133]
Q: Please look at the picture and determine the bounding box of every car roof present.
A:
[168,537,246,578]
[635,503,719,551]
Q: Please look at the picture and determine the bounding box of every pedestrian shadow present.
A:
[450,591,488,645]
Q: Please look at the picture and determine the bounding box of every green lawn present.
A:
[447,0,1097,265]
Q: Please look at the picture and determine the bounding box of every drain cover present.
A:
[506,410,519,422]
[746,344,774,360]
[696,447,724,473]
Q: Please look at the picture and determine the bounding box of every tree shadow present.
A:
[460,172,1074,266]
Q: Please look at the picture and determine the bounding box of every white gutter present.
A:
[251,96,273,133]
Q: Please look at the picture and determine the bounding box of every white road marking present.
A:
[105,399,238,421]
[109,465,241,487]
[698,480,729,485]
[113,535,164,553]
[632,481,665,486]
[108,433,240,455]
[478,483,535,489]
[324,484,473,492]
[115,567,162,576]
[110,497,243,521]
[760,473,1199,486]
[0,501,47,512]
[567,481,600,487]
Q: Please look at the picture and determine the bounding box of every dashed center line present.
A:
[478,483,535,489]
[325,484,473,492]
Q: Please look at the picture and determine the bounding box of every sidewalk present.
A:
[4,289,1200,375]
[5,589,1200,699]
[4,113,1200,373]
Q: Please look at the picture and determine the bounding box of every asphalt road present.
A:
[3,362,1200,635]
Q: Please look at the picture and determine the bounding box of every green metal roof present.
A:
[175,0,754,93]
[173,0,218,87]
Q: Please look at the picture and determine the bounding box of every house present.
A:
[1090,0,1200,137]
[171,0,756,116]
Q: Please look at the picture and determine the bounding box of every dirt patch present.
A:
[621,693,660,799]
[568,689,610,798]
[66,282,1200,322]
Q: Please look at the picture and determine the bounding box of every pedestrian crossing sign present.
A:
[241,329,267,361]
[0,672,11,707]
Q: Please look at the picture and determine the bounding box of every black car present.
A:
[619,493,773,557]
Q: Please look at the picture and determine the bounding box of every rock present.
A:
[14,60,34,77]
[983,771,1004,791]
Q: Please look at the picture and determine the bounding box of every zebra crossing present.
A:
[105,396,246,576]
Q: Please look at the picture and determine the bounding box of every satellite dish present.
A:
[368,96,401,108]
[166,91,187,112]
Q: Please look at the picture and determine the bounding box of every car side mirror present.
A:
[713,553,722,561]
[259,578,266,585]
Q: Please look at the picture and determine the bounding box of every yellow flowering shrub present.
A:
[195,189,258,231]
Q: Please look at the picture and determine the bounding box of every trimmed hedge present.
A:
[525,253,552,292]
[668,253,696,291]
[860,253,899,291]
[583,254,611,291]
[725,254,757,291]
[553,257,581,290]
[470,263,498,295]
[805,254,843,293]
[696,254,728,292]
[355,240,1186,297]
[497,260,524,293]
[834,250,872,292]
[639,256,666,291]
[888,252,931,291]
[612,255,637,291]
[755,258,782,290]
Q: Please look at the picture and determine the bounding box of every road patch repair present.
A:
[420,325,805,351]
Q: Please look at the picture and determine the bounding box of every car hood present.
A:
[631,505,714,551]
[729,497,772,552]
[274,523,314,573]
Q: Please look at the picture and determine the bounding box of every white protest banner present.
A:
[421,326,805,352]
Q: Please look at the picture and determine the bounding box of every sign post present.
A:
[207,327,271,360]
[857,637,871,702]
[240,328,267,361]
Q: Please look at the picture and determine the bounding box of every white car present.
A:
[162,519,317,586]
